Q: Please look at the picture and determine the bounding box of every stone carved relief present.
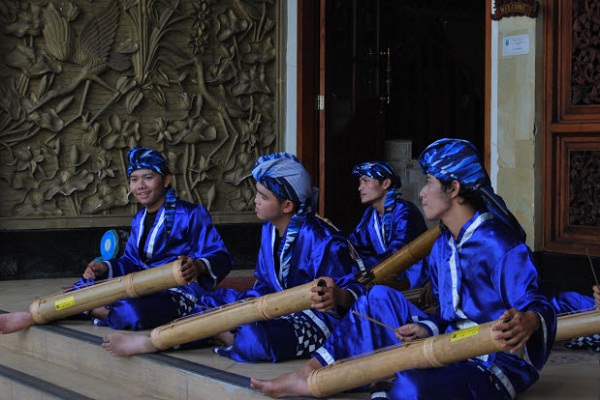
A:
[571,0,600,106]
[569,150,600,226]
[0,0,279,228]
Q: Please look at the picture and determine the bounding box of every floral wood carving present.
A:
[569,150,600,226]
[571,0,600,106]
[0,0,280,228]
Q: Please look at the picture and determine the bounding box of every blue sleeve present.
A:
[388,202,429,288]
[347,209,374,257]
[311,234,366,306]
[186,205,233,289]
[492,244,556,371]
[548,291,595,313]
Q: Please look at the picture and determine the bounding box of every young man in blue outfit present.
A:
[101,152,364,361]
[0,147,233,334]
[348,161,429,290]
[251,138,557,399]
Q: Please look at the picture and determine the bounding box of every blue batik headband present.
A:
[126,146,176,238]
[127,146,170,178]
[352,161,402,188]
[418,138,526,241]
[353,161,402,244]
[252,152,318,211]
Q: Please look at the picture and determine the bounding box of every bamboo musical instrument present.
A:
[306,309,600,398]
[29,260,187,324]
[358,224,441,288]
[150,279,326,350]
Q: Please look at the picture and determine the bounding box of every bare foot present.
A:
[0,311,35,334]
[101,333,158,357]
[250,357,321,398]
[90,306,110,320]
[215,330,235,346]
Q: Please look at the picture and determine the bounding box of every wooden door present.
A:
[298,1,486,233]
[543,0,600,256]
[321,0,385,232]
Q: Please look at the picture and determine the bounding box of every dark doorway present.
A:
[320,0,486,233]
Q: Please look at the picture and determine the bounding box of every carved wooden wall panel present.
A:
[0,0,282,229]
[544,0,600,256]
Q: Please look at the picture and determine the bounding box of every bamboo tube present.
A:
[555,308,600,340]
[307,309,600,398]
[29,260,187,324]
[150,279,326,350]
[400,288,425,305]
[359,224,441,289]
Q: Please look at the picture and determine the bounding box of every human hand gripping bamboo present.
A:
[177,255,207,284]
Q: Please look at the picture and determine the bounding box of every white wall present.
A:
[284,0,298,154]
[489,5,541,250]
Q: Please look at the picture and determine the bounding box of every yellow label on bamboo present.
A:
[450,326,479,342]
[55,296,76,311]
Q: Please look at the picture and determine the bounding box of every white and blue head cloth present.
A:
[418,138,526,241]
[352,161,402,245]
[252,152,318,213]
[126,146,177,238]
[252,152,318,287]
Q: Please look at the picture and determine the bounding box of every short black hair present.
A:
[274,193,300,214]
[439,179,486,211]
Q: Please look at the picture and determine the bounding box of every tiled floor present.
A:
[0,277,598,399]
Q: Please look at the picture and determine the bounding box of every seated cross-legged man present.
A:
[348,161,430,291]
[0,147,233,334]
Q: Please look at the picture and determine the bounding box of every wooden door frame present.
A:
[484,1,491,172]
[296,0,325,215]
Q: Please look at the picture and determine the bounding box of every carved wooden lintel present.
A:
[492,0,539,20]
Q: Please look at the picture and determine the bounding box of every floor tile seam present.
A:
[0,363,96,400]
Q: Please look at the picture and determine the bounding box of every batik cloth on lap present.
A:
[92,289,195,330]
[72,198,233,331]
